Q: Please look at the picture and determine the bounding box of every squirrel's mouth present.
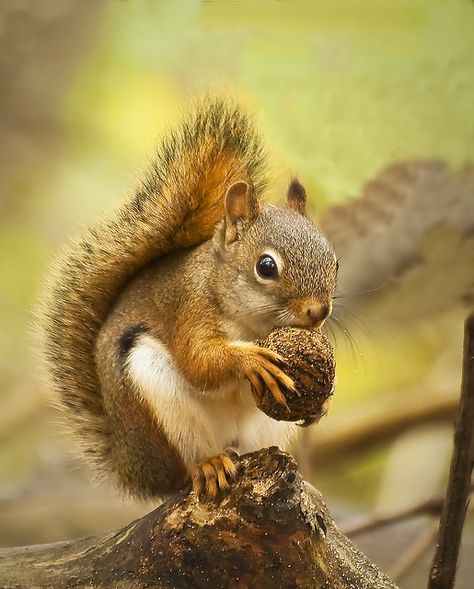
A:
[287,299,332,330]
[291,316,328,330]
[231,300,332,339]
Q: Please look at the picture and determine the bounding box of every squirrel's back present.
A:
[40,98,268,472]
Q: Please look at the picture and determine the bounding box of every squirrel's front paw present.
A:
[237,344,295,410]
[191,447,239,502]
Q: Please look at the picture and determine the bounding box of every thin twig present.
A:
[311,389,458,467]
[341,484,474,537]
[427,312,474,589]
[390,520,439,583]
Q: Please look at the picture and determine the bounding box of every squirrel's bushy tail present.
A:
[40,98,267,470]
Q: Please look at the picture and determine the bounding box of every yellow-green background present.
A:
[0,1,473,587]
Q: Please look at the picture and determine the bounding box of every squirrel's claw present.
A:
[239,345,294,411]
[191,448,239,502]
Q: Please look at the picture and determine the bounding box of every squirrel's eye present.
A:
[256,255,278,280]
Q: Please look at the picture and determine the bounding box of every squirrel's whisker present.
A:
[39,98,338,502]
[326,313,362,368]
[332,282,388,300]
[332,301,381,350]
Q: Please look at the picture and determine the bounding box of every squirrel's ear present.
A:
[224,181,259,243]
[287,179,306,216]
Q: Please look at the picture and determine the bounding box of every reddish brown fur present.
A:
[40,98,337,501]
[40,99,268,496]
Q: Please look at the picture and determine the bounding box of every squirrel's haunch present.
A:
[254,328,335,427]
[39,97,337,500]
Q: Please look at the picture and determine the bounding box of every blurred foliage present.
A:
[0,1,473,586]
[63,0,474,204]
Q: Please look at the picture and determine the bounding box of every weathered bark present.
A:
[428,312,474,589]
[0,447,397,589]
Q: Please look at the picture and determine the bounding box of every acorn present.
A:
[253,327,335,427]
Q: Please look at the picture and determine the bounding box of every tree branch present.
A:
[310,388,458,467]
[0,447,398,589]
[390,521,439,583]
[427,312,474,589]
[342,484,473,537]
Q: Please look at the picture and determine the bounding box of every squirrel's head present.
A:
[213,180,338,339]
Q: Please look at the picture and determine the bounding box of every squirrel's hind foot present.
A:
[191,447,240,502]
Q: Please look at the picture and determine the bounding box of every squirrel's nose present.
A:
[305,303,331,327]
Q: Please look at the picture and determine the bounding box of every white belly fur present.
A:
[125,333,297,470]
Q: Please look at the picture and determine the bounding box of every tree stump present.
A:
[0,447,398,589]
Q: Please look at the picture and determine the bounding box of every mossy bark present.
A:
[0,447,398,589]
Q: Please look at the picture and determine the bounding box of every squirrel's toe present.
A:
[191,449,240,502]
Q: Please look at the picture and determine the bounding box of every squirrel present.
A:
[40,98,338,501]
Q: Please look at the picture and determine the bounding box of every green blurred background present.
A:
[0,1,473,587]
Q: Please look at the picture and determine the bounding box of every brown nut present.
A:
[253,327,335,427]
